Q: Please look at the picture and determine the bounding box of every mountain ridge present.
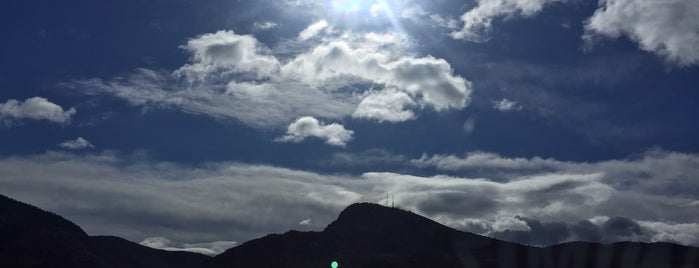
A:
[2,195,698,267]
[0,194,209,268]
[204,202,699,268]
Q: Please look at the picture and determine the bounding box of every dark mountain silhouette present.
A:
[88,236,209,268]
[203,203,699,268]
[2,194,698,268]
[0,194,209,268]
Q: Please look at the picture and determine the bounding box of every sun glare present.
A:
[326,0,405,34]
[330,0,366,13]
[329,0,393,16]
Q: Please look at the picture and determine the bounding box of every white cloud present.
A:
[493,98,522,112]
[413,151,567,171]
[451,0,569,42]
[413,150,699,202]
[175,30,280,80]
[430,14,460,30]
[58,137,95,150]
[276,116,354,147]
[638,221,699,246]
[491,214,532,232]
[282,38,472,112]
[400,4,428,19]
[399,2,460,30]
[140,237,236,256]
[299,218,312,225]
[252,21,278,31]
[0,151,698,247]
[448,0,699,65]
[352,88,416,122]
[68,29,471,128]
[298,20,329,40]
[0,151,365,245]
[584,0,699,66]
[69,66,356,129]
[0,97,76,125]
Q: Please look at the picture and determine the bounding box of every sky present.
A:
[1,0,699,255]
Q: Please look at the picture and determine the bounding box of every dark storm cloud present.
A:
[415,191,499,218]
[495,217,571,246]
[491,216,653,246]
[569,220,603,242]
[602,216,643,242]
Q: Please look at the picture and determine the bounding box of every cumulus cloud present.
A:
[140,237,236,256]
[493,98,522,112]
[58,137,95,150]
[175,30,280,80]
[276,116,354,147]
[449,0,698,65]
[450,0,570,42]
[0,150,698,247]
[352,88,416,122]
[281,37,471,113]
[584,0,699,66]
[66,27,471,129]
[0,97,76,125]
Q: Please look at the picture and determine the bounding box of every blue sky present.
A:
[1,0,699,254]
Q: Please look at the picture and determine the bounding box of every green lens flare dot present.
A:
[331,261,339,268]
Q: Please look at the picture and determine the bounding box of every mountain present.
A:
[0,194,209,268]
[88,235,207,268]
[203,203,699,268]
[2,194,698,268]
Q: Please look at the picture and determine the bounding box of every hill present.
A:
[0,194,209,268]
[2,194,698,267]
[203,203,699,268]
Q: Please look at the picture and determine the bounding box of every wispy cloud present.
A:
[66,28,472,129]
[252,21,278,31]
[492,98,522,112]
[450,0,570,42]
[140,237,236,256]
[1,150,698,247]
[298,20,329,40]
